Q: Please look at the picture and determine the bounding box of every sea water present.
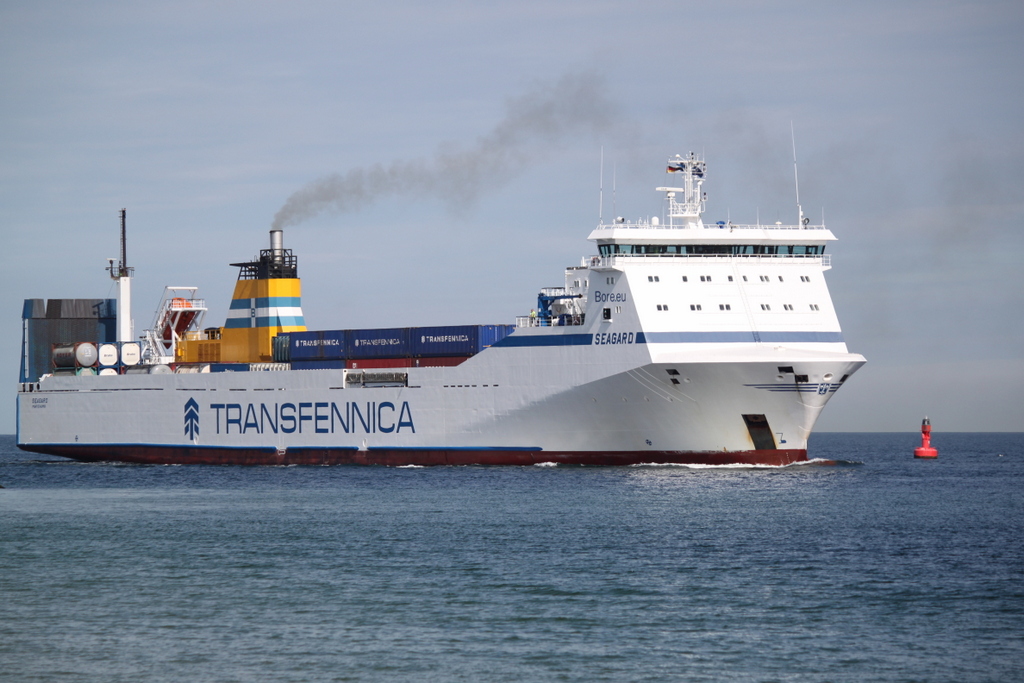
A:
[1,433,1022,682]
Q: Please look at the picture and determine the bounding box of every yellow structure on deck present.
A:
[177,229,306,364]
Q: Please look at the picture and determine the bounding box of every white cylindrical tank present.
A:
[98,343,119,366]
[174,365,211,374]
[53,342,98,368]
[125,364,172,375]
[75,343,98,367]
[120,342,141,366]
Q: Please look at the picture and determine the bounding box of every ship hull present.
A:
[17,345,863,467]
[18,443,808,467]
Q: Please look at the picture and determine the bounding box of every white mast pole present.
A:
[791,121,805,227]
[110,208,134,342]
[612,162,617,219]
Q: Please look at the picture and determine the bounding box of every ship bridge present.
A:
[587,154,835,270]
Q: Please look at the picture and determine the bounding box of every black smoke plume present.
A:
[272,72,618,229]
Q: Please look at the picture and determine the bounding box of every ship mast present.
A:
[791,122,806,227]
[656,152,706,228]
[107,208,135,342]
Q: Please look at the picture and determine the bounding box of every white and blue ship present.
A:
[16,154,865,466]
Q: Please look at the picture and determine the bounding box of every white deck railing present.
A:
[595,220,826,231]
[586,254,830,268]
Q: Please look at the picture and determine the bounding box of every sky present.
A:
[2,0,1022,433]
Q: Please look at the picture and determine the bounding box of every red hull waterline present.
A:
[19,444,811,467]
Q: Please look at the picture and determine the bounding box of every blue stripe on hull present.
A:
[493,333,594,347]
[494,330,844,347]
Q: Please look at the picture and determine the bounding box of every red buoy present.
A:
[914,417,938,458]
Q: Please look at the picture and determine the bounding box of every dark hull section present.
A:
[19,444,810,467]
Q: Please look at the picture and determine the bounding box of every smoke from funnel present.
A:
[272,73,619,229]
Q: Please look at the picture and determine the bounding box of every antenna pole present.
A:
[119,208,127,276]
[612,162,617,218]
[598,147,604,223]
[791,122,805,227]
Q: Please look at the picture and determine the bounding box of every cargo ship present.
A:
[16,154,865,466]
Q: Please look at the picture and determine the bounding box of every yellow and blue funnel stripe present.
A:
[225,278,305,330]
[218,278,306,362]
[225,296,305,329]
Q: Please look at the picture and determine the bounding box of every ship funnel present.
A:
[270,229,284,263]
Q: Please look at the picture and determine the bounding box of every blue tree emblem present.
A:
[184,398,200,440]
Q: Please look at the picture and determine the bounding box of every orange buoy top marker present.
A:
[914,416,939,458]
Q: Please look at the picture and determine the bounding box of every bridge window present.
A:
[597,244,825,257]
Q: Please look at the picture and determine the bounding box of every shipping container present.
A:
[52,342,98,368]
[98,343,119,366]
[412,356,470,367]
[174,364,211,374]
[208,363,251,372]
[320,330,346,360]
[345,358,412,369]
[288,330,346,361]
[123,365,172,375]
[485,324,516,347]
[410,324,515,357]
[272,334,291,362]
[345,327,410,359]
[290,359,346,371]
[410,325,478,357]
[289,330,324,360]
[120,342,141,366]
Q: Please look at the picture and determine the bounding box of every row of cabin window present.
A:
[600,244,824,256]
[655,303,821,312]
[650,275,813,283]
